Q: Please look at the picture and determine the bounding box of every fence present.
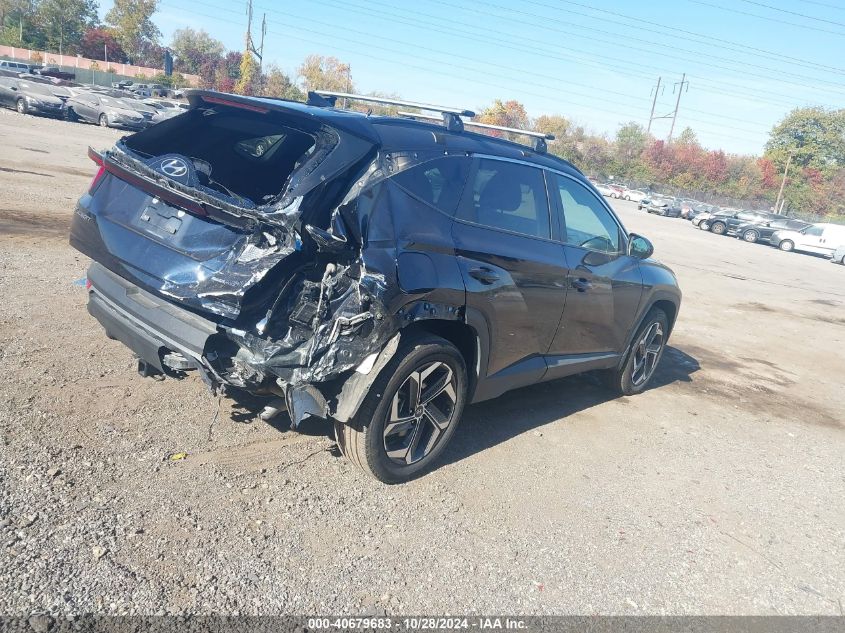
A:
[0,45,199,87]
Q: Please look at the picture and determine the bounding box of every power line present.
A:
[688,0,845,35]
[159,0,769,147]
[795,0,845,10]
[738,0,845,27]
[327,0,812,111]
[544,0,845,74]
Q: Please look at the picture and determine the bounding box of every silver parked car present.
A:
[66,93,153,130]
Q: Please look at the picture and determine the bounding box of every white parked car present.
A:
[623,188,648,203]
[770,223,845,256]
[593,183,615,197]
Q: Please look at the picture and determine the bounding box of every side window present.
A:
[805,226,823,236]
[553,174,621,253]
[391,156,471,215]
[456,158,551,239]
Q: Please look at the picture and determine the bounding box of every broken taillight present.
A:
[88,147,106,194]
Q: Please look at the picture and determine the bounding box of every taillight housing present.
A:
[88,147,106,194]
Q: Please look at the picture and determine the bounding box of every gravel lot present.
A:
[0,110,843,616]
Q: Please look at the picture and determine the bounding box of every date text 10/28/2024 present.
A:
[307,618,528,630]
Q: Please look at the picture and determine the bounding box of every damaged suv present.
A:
[70,90,681,483]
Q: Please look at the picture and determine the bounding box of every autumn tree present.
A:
[297,54,353,93]
[259,63,303,101]
[234,49,259,95]
[80,27,126,62]
[170,27,224,74]
[105,0,160,64]
[475,99,530,138]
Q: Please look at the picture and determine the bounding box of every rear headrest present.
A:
[479,173,522,211]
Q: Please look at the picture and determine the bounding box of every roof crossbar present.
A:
[398,111,555,154]
[310,90,474,132]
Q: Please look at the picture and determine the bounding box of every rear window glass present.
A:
[391,156,471,215]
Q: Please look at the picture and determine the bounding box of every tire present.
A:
[742,229,759,243]
[779,239,794,252]
[710,221,727,235]
[603,307,669,396]
[625,195,631,201]
[335,334,468,483]
[65,107,78,122]
[16,98,27,114]
[99,113,109,128]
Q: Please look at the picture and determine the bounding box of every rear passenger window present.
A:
[391,156,471,215]
[457,159,551,239]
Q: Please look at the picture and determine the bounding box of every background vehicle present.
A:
[607,184,625,198]
[66,92,151,129]
[645,196,682,217]
[771,223,845,255]
[706,210,783,236]
[0,60,32,74]
[623,188,648,203]
[70,90,681,482]
[0,76,66,117]
[32,66,75,81]
[734,217,810,243]
[594,182,615,197]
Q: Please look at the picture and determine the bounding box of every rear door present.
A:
[451,157,569,387]
[819,226,845,254]
[547,171,643,362]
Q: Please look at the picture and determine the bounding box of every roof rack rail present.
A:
[398,111,555,154]
[308,90,474,132]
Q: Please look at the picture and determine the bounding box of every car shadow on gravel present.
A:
[438,345,700,468]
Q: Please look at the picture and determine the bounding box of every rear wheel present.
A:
[624,195,631,201]
[743,229,759,243]
[779,239,794,252]
[603,308,668,396]
[16,98,27,114]
[99,113,109,127]
[335,334,467,483]
[710,221,727,235]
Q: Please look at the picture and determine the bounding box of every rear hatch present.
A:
[70,91,377,321]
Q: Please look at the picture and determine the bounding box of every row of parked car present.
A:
[590,180,845,264]
[0,70,188,129]
[691,207,845,263]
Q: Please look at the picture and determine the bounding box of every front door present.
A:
[547,172,644,362]
[451,157,569,393]
[797,225,826,254]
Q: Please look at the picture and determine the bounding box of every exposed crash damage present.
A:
[71,89,681,482]
[71,91,465,432]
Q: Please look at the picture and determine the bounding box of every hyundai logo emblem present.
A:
[160,158,188,177]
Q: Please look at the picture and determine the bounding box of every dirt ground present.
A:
[0,109,843,616]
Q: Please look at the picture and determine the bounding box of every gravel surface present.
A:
[0,110,843,616]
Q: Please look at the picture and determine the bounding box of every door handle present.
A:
[468,267,500,285]
[571,277,593,292]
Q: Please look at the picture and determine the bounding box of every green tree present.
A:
[33,0,97,55]
[170,27,224,74]
[297,54,352,92]
[615,122,649,160]
[105,0,160,64]
[765,107,845,169]
[676,126,699,147]
[260,63,303,101]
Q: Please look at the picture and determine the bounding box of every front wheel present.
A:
[779,240,794,252]
[603,308,668,396]
[710,221,727,235]
[16,98,27,114]
[625,195,631,201]
[743,229,759,243]
[99,113,109,127]
[335,334,468,483]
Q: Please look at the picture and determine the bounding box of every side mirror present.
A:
[628,233,654,260]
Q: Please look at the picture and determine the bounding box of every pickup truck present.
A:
[33,66,75,81]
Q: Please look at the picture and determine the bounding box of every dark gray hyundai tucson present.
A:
[69,89,682,483]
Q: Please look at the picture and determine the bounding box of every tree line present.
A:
[1,0,841,219]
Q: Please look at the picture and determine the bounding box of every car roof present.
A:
[184,89,585,178]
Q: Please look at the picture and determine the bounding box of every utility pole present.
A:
[646,76,661,134]
[667,73,689,143]
[257,13,266,72]
[774,153,792,213]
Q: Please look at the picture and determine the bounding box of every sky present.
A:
[99,0,845,155]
